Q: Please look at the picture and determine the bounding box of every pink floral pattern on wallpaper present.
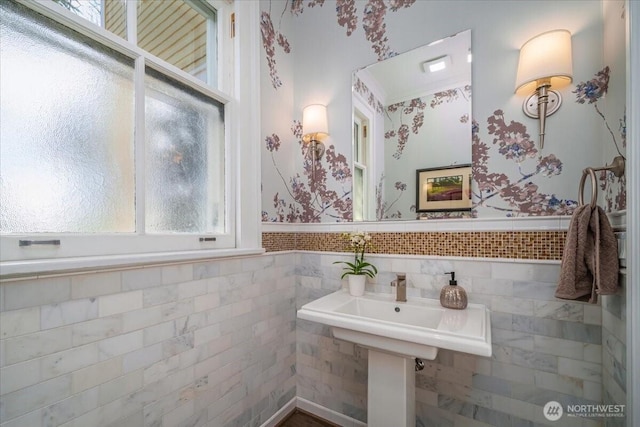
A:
[385,85,470,160]
[261,0,421,222]
[353,75,384,114]
[573,66,626,211]
[262,122,353,223]
[263,0,418,90]
[361,1,392,60]
[385,98,426,159]
[431,85,471,108]
[375,175,408,220]
[471,67,626,216]
[262,2,626,221]
[291,0,325,16]
[260,11,284,89]
[472,115,578,216]
[362,0,416,60]
[337,0,358,35]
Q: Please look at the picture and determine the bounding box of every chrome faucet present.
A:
[391,273,407,302]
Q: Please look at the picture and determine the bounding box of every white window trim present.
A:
[0,0,262,278]
[352,93,378,221]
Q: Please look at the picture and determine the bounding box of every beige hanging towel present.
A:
[555,204,619,304]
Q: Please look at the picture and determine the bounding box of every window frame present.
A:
[352,113,367,222]
[352,95,376,221]
[0,0,262,277]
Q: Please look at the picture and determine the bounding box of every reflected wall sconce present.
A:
[302,104,328,160]
[515,29,573,150]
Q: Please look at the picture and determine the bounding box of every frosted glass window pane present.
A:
[0,1,135,233]
[51,0,128,40]
[145,67,225,233]
[138,0,214,84]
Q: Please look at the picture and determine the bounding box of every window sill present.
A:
[0,247,265,280]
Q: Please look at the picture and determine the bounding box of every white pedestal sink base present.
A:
[367,350,415,427]
[297,290,492,426]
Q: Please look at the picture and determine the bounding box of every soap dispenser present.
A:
[440,272,467,309]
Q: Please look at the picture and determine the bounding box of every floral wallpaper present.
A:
[471,64,627,217]
[379,85,472,219]
[385,98,427,160]
[472,114,576,216]
[353,75,384,115]
[260,0,420,222]
[384,87,471,161]
[260,0,625,222]
[262,122,352,222]
[375,175,407,220]
[261,0,416,90]
[574,66,627,211]
[261,0,356,222]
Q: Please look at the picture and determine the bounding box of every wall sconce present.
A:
[302,104,328,160]
[515,29,573,150]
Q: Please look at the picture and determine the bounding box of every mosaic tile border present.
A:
[262,232,297,253]
[263,231,566,260]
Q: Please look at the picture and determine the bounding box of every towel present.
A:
[555,204,619,304]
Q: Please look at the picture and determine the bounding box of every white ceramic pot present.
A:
[348,274,366,296]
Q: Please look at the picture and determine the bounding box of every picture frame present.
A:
[416,164,472,212]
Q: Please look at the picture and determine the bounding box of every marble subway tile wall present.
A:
[296,252,604,427]
[0,254,296,427]
[296,253,368,421]
[601,272,626,427]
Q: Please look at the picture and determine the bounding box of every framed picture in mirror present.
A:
[416,164,472,212]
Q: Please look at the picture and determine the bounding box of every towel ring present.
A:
[579,167,598,208]
[578,156,625,208]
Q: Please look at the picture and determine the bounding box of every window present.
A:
[353,108,371,221]
[1,3,137,234]
[144,67,225,234]
[0,0,259,273]
[52,0,219,85]
[137,1,215,84]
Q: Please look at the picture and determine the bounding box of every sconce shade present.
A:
[515,29,573,94]
[302,104,329,138]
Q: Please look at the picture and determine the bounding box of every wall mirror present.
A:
[352,29,472,221]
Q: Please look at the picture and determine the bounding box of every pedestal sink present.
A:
[297,289,492,427]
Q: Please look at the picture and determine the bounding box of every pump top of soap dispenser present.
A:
[440,271,467,309]
[446,271,457,285]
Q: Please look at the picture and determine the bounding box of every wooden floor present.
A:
[276,409,338,427]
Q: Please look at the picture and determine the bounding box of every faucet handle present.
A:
[391,273,406,286]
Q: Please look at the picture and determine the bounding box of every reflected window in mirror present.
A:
[353,109,370,221]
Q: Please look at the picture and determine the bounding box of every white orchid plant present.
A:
[333,231,378,279]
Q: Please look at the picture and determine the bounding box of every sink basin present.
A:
[334,297,442,328]
[297,289,492,427]
[297,289,492,360]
